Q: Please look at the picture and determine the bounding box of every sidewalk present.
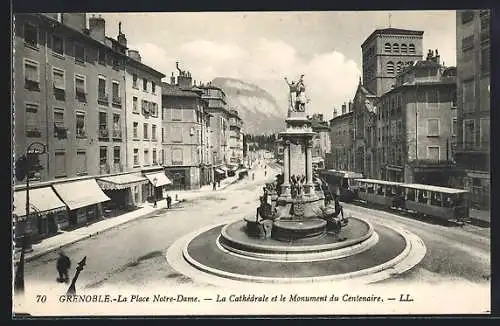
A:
[20,174,241,262]
[469,208,490,225]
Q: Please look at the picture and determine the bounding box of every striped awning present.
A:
[13,186,67,218]
[97,174,148,190]
[53,179,110,210]
[144,172,172,187]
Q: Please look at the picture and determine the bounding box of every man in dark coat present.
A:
[56,251,71,283]
[166,194,172,209]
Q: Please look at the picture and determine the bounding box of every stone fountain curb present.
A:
[165,218,427,287]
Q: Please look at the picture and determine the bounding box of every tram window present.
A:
[377,185,384,195]
[367,185,374,194]
[359,184,366,192]
[430,192,442,206]
[418,191,428,203]
[342,179,349,188]
[407,189,416,201]
[444,195,454,207]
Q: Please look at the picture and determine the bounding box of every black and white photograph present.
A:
[11,9,491,316]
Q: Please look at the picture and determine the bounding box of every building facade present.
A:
[13,13,132,241]
[200,83,230,180]
[454,10,490,209]
[376,52,458,185]
[310,113,331,169]
[228,109,244,166]
[162,64,212,190]
[15,13,128,183]
[327,107,354,171]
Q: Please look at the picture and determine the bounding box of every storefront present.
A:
[144,171,172,202]
[52,179,110,227]
[96,173,149,214]
[13,186,68,243]
[164,168,188,190]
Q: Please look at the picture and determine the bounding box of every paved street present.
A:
[24,163,279,293]
[24,162,490,294]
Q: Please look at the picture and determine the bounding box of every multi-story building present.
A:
[13,13,131,240]
[200,83,230,180]
[309,113,331,169]
[454,10,490,209]
[361,28,424,97]
[351,27,425,177]
[228,109,244,166]
[161,63,212,190]
[327,105,354,171]
[376,51,458,185]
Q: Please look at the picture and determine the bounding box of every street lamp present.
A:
[152,177,158,207]
[14,141,47,295]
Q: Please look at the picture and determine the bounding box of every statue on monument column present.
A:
[285,74,308,112]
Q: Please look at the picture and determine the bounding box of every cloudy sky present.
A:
[96,11,456,119]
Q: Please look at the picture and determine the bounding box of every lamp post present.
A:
[14,142,46,296]
[152,177,158,207]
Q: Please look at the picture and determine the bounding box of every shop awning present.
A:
[52,179,111,210]
[13,187,67,218]
[144,172,172,187]
[215,168,225,174]
[97,174,148,190]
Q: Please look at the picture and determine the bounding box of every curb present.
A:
[25,178,242,263]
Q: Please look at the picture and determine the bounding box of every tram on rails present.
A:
[354,178,470,224]
[317,169,364,203]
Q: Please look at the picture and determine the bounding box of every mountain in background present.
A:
[210,77,286,135]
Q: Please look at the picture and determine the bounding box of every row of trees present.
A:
[246,134,278,152]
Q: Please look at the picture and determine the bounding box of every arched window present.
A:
[387,61,395,75]
[385,43,391,52]
[401,44,408,53]
[409,44,415,53]
[393,43,399,53]
[396,61,403,74]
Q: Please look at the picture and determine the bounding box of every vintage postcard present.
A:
[12,10,491,317]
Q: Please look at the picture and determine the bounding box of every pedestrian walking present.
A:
[56,251,71,283]
[265,170,267,176]
[166,194,172,209]
[252,172,255,180]
[213,181,217,191]
[217,179,221,187]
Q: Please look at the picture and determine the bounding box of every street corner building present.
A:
[12,13,172,242]
[324,18,490,210]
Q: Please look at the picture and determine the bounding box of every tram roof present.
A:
[321,170,363,178]
[355,179,403,186]
[400,183,469,194]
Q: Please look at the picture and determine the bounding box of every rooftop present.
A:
[362,27,424,48]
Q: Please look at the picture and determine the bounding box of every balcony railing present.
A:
[75,89,87,102]
[112,96,122,107]
[481,31,490,44]
[98,93,109,105]
[113,162,123,173]
[25,79,40,91]
[100,163,110,175]
[25,126,41,138]
[112,129,122,139]
[98,128,110,140]
[76,129,87,138]
[459,141,489,151]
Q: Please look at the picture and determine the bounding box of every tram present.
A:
[354,178,470,224]
[317,169,363,202]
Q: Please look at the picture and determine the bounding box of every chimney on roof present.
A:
[170,72,176,85]
[175,62,193,89]
[117,21,127,47]
[128,49,141,62]
[89,14,106,43]
[434,49,440,64]
[348,101,352,112]
[333,109,337,118]
[341,103,347,115]
[61,13,87,32]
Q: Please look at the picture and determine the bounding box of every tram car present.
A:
[354,178,470,224]
[318,169,363,203]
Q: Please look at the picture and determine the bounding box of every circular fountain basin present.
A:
[272,218,327,240]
